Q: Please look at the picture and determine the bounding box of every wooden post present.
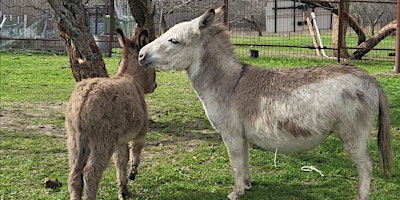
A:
[304,10,321,56]
[224,0,228,29]
[23,15,27,37]
[337,0,344,62]
[395,0,400,73]
[274,0,277,33]
[108,0,115,57]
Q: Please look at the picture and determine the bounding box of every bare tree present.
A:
[128,0,156,40]
[229,0,265,35]
[155,0,222,33]
[351,2,395,36]
[47,0,108,82]
[350,20,396,60]
[242,15,262,36]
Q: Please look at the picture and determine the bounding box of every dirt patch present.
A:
[0,102,67,138]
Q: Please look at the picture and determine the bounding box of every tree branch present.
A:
[350,20,396,60]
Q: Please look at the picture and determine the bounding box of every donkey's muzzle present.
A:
[138,52,150,66]
[151,82,157,93]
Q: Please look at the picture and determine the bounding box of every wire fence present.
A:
[224,0,396,61]
[0,0,397,62]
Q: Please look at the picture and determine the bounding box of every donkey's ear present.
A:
[199,9,215,30]
[116,28,125,47]
[138,30,150,49]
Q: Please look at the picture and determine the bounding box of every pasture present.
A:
[0,50,399,200]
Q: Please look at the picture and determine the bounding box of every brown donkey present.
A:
[65,28,156,200]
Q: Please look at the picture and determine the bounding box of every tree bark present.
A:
[48,0,108,82]
[128,0,156,41]
[337,9,366,45]
[332,1,350,59]
[350,21,396,60]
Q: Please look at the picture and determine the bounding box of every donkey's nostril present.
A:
[138,53,145,60]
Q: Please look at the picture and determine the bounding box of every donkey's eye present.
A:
[168,38,179,44]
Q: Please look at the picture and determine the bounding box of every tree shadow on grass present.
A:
[242,182,327,200]
[148,118,220,143]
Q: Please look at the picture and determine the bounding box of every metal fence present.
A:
[0,0,397,62]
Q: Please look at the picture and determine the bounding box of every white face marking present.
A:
[139,16,204,72]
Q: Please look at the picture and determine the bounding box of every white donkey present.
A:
[138,9,392,200]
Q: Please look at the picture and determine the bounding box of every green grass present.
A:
[0,50,399,200]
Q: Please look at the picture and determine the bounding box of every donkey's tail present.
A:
[67,128,90,179]
[377,88,393,177]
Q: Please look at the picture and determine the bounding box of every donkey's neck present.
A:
[115,55,144,88]
[186,24,244,103]
[117,52,140,74]
[187,47,243,99]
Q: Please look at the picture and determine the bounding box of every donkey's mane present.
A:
[202,23,235,59]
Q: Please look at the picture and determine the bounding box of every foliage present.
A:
[0,50,399,200]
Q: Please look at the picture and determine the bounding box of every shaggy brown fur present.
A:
[65,29,156,200]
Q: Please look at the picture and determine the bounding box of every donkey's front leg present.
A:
[129,135,145,181]
[113,144,130,200]
[221,131,251,200]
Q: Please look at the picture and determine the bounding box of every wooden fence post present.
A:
[108,0,115,57]
[224,0,229,29]
[337,0,344,62]
[395,0,400,73]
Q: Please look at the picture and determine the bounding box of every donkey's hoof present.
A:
[118,190,131,200]
[227,191,240,200]
[129,172,136,180]
[244,183,252,190]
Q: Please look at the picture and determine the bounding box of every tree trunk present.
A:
[339,10,366,45]
[350,21,396,60]
[332,1,350,59]
[128,0,156,41]
[48,0,108,82]
[300,0,366,45]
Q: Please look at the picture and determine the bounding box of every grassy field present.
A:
[0,50,399,200]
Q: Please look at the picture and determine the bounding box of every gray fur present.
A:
[138,9,392,200]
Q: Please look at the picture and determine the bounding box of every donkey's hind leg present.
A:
[337,123,374,200]
[68,155,87,200]
[344,139,373,200]
[113,143,130,200]
[129,134,145,181]
[83,144,114,200]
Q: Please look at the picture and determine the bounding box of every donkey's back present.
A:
[68,77,146,139]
